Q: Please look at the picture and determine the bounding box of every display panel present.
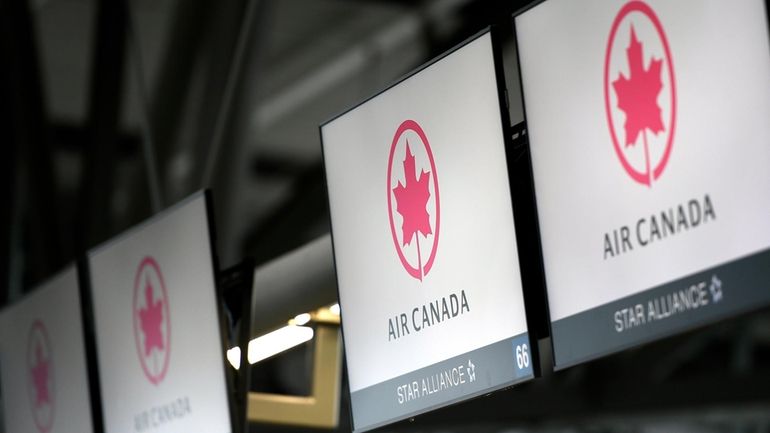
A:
[87,192,234,433]
[515,0,770,368]
[322,30,534,432]
[0,265,95,433]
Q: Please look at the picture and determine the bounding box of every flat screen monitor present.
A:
[515,0,770,368]
[322,29,535,432]
[0,265,95,433]
[87,192,235,433]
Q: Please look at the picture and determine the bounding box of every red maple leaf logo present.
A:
[138,276,165,356]
[30,342,50,408]
[392,141,432,279]
[613,25,665,147]
[612,25,665,184]
[605,2,676,187]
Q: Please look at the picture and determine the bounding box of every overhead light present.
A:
[248,325,314,365]
[227,325,314,370]
[293,312,312,326]
[226,347,241,370]
[330,303,340,316]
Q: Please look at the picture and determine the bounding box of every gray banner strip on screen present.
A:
[552,248,770,369]
[350,333,533,432]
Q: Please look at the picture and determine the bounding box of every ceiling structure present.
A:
[9,0,527,291]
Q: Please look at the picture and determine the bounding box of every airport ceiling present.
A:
[12,0,527,287]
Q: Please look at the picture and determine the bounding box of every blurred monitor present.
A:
[87,192,235,433]
[322,29,534,432]
[0,265,95,433]
[515,0,770,368]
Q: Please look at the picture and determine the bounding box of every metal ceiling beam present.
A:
[146,0,211,173]
[118,0,213,235]
[209,0,275,268]
[0,0,62,289]
[199,0,257,190]
[0,0,18,304]
[77,0,128,249]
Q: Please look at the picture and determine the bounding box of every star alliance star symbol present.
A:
[466,359,476,382]
[709,274,723,303]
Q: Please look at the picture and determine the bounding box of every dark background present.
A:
[1,0,769,432]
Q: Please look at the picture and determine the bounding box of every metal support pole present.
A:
[77,0,128,249]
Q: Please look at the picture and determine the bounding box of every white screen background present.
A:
[88,194,231,433]
[0,266,94,433]
[323,33,530,392]
[516,0,770,321]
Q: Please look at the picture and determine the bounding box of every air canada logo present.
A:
[605,1,676,187]
[27,320,54,433]
[387,120,440,281]
[133,256,171,385]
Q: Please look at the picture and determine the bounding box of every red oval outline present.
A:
[27,320,55,433]
[132,256,171,385]
[604,0,676,186]
[386,120,440,280]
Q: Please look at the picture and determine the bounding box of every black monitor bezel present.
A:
[320,25,539,432]
[510,0,561,371]
[0,263,105,433]
[511,0,770,370]
[83,190,241,433]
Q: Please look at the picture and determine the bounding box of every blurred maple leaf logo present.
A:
[27,320,54,433]
[30,343,51,408]
[133,256,171,385]
[138,276,165,356]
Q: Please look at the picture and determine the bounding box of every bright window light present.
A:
[330,303,340,315]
